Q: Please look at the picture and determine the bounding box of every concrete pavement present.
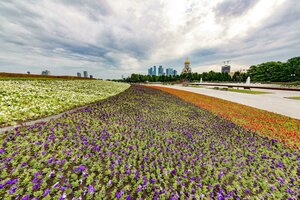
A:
[155,84,300,120]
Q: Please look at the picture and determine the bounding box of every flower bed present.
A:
[0,80,129,126]
[0,85,299,199]
[149,86,300,149]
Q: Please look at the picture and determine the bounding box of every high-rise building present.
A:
[221,65,231,73]
[153,66,157,76]
[158,65,164,76]
[166,68,174,76]
[83,71,88,78]
[165,68,176,76]
[90,75,93,79]
[77,72,81,77]
[41,70,50,75]
[148,67,153,76]
[173,70,178,76]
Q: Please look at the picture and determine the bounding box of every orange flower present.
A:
[149,86,300,148]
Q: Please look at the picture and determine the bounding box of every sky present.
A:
[0,0,299,79]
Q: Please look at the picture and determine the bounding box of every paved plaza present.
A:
[157,84,300,120]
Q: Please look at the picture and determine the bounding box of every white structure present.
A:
[181,58,192,74]
[246,76,251,85]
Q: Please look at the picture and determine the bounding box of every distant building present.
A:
[77,72,81,77]
[41,70,50,75]
[221,65,231,73]
[158,65,164,76]
[148,65,177,76]
[153,66,157,76]
[83,71,88,78]
[166,68,170,76]
[27,71,30,74]
[181,58,192,74]
[90,75,93,79]
[173,70,178,76]
[166,68,174,76]
[148,67,153,76]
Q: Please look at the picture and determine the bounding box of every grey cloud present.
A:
[0,0,299,79]
[214,0,258,19]
[58,0,113,20]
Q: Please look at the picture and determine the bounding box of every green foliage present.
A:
[248,56,300,82]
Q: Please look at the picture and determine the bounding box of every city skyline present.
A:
[0,1,299,79]
[148,65,177,76]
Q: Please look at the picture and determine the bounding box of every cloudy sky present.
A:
[0,0,299,79]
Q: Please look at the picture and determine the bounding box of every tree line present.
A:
[247,56,299,82]
[116,56,299,83]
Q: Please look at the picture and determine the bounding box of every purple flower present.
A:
[88,185,95,193]
[150,179,156,184]
[218,192,225,200]
[49,171,55,178]
[60,192,66,200]
[21,196,30,200]
[270,185,276,191]
[218,171,224,180]
[126,195,131,200]
[171,169,176,175]
[116,190,123,199]
[0,184,4,189]
[261,154,267,159]
[136,185,142,192]
[32,184,39,190]
[48,158,55,164]
[53,182,59,188]
[74,165,86,172]
[43,188,50,197]
[0,148,5,154]
[31,178,39,183]
[286,188,294,195]
[20,162,27,167]
[5,179,18,185]
[9,185,17,194]
[59,186,67,191]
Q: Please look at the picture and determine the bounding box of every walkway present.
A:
[156,84,300,120]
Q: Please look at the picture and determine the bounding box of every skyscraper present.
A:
[173,70,178,76]
[153,66,157,76]
[148,67,153,76]
[158,65,164,76]
[83,71,88,78]
[166,68,170,76]
[77,72,81,77]
[166,68,175,76]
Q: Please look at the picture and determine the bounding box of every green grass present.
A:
[285,96,300,100]
[211,87,271,94]
[187,85,204,88]
[228,88,271,94]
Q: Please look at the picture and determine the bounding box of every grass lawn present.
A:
[211,87,271,94]
[187,85,204,88]
[227,88,271,94]
[285,96,300,100]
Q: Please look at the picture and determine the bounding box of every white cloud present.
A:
[0,0,299,78]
